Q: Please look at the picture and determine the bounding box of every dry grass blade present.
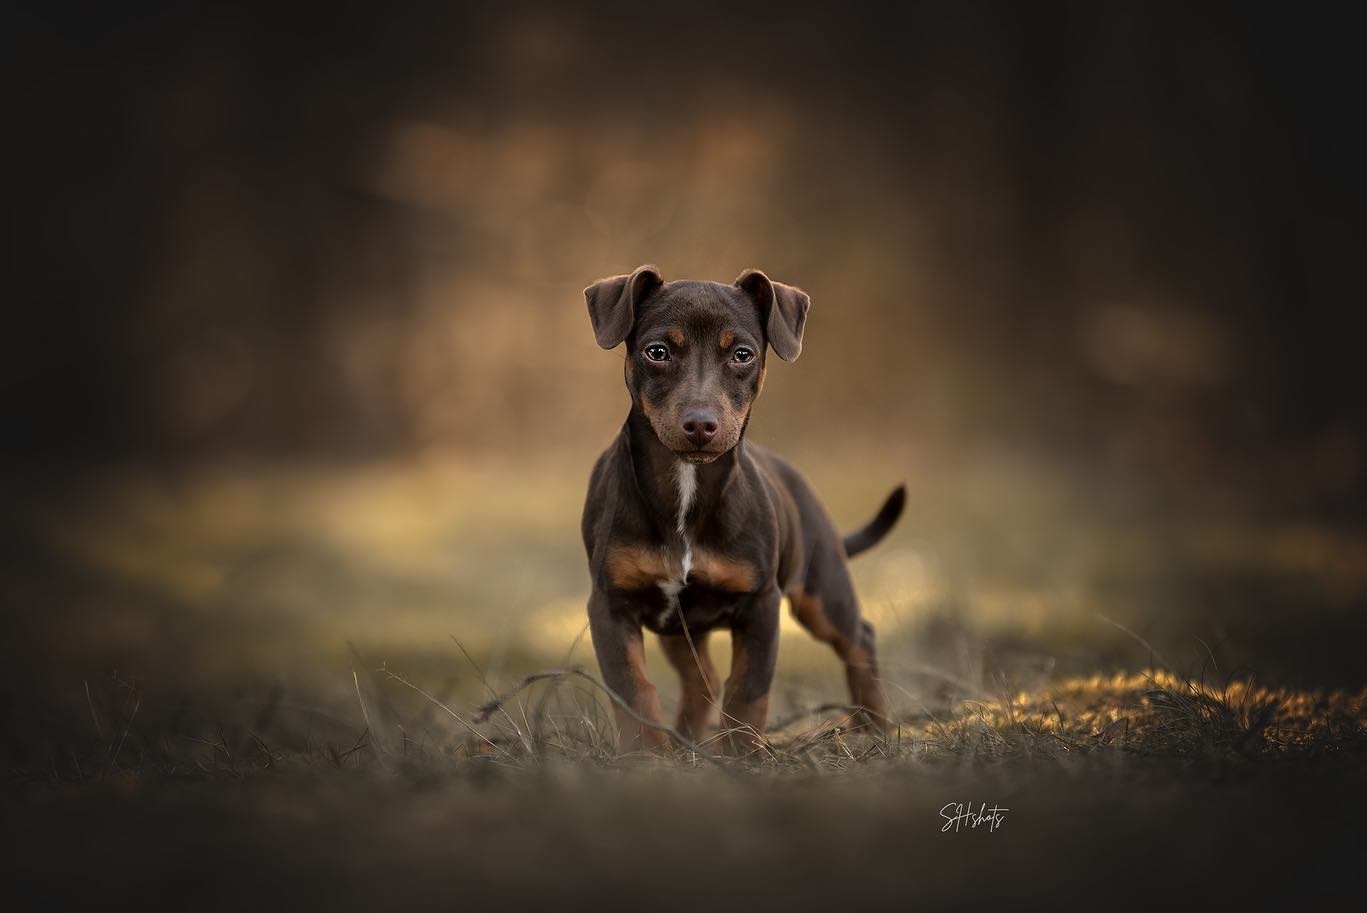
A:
[453,635,532,755]
[379,668,516,761]
[472,667,713,759]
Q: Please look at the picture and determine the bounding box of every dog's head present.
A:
[584,266,809,463]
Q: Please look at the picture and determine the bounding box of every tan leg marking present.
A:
[721,634,770,750]
[615,635,669,751]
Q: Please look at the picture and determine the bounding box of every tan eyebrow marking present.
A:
[719,330,735,349]
[667,329,685,346]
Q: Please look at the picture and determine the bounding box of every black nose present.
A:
[681,410,719,448]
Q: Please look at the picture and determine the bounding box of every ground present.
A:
[4,459,1365,909]
[7,665,1364,910]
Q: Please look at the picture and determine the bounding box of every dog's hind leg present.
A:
[789,563,890,730]
[659,631,719,742]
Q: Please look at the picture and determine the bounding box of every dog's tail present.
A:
[842,485,906,559]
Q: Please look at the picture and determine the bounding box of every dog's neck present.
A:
[623,406,742,542]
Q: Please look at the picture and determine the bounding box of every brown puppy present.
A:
[580,266,905,752]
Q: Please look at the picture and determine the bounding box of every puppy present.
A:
[580,266,905,751]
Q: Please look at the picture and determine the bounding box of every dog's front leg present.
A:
[587,589,668,752]
[721,587,781,753]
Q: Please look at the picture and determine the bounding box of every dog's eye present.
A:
[643,344,671,363]
[731,347,756,365]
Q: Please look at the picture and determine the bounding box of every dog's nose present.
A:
[681,410,719,448]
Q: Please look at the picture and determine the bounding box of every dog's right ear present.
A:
[583,265,664,349]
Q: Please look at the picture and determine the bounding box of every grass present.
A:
[7,656,1364,911]
[6,461,1366,908]
[22,647,1364,781]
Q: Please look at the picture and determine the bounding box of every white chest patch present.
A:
[657,461,697,625]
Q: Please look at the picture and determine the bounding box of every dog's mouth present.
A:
[676,449,723,464]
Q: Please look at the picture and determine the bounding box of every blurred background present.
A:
[5,2,1365,752]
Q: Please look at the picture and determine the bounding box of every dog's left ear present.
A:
[736,269,810,362]
[583,265,664,349]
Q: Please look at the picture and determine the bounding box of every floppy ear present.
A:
[735,269,810,362]
[583,265,664,349]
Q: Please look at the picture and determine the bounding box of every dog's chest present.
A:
[660,462,699,621]
[603,463,759,632]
